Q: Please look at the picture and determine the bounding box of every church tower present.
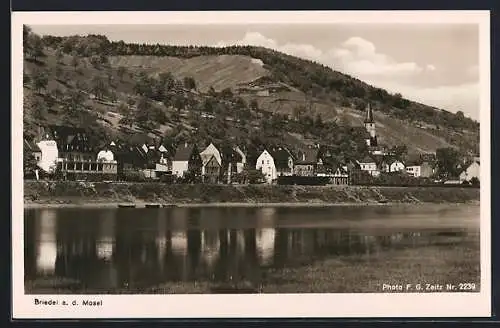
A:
[364,103,377,147]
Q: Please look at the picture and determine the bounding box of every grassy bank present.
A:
[24,180,480,206]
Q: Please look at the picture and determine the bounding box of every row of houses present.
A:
[25,115,480,184]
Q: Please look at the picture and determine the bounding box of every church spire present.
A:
[364,102,374,123]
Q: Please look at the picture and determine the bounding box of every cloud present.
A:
[216,32,479,119]
[368,79,479,120]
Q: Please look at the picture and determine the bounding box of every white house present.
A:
[97,149,115,162]
[172,143,201,178]
[389,160,405,173]
[357,156,379,177]
[459,161,480,182]
[256,150,277,184]
[36,137,59,173]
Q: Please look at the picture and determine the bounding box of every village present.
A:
[23,103,480,187]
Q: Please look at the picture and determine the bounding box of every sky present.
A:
[30,24,480,120]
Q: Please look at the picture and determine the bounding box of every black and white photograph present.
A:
[12,11,491,318]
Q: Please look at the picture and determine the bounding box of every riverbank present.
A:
[24,180,480,207]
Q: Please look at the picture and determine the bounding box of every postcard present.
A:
[12,10,491,318]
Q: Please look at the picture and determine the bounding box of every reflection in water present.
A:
[36,209,57,274]
[24,205,478,292]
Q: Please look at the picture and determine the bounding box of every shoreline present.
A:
[23,181,480,209]
[24,200,480,209]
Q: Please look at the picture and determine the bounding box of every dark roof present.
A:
[173,143,197,161]
[296,148,320,165]
[24,139,41,152]
[47,125,94,153]
[270,147,294,169]
[114,145,147,167]
[364,103,374,123]
[358,156,375,164]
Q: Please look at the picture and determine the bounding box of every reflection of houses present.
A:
[172,142,202,178]
[35,209,57,274]
[96,211,116,261]
[256,228,275,265]
[201,230,220,268]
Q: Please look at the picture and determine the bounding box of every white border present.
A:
[11,11,491,319]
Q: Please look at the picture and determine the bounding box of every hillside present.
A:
[23,28,480,159]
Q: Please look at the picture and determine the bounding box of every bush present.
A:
[123,170,146,182]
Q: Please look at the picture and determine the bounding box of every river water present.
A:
[24,204,480,293]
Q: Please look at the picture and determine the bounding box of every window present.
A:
[262,160,264,165]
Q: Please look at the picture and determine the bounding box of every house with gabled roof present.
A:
[47,125,95,161]
[270,146,295,177]
[256,149,277,184]
[172,142,202,178]
[459,159,480,183]
[294,146,322,176]
[24,139,42,163]
[200,143,223,183]
[357,155,379,177]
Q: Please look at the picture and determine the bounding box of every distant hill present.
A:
[23,27,479,160]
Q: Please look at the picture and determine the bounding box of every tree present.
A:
[235,97,247,110]
[249,99,259,111]
[32,97,47,120]
[27,34,45,61]
[23,25,32,55]
[134,72,154,97]
[183,76,196,90]
[389,144,408,159]
[23,73,31,86]
[208,86,217,97]
[65,90,85,113]
[436,147,461,178]
[24,147,39,178]
[71,56,79,71]
[292,105,306,120]
[220,88,233,99]
[246,169,266,184]
[90,55,102,69]
[91,76,107,100]
[117,66,127,82]
[158,72,175,90]
[55,48,64,64]
[32,69,49,94]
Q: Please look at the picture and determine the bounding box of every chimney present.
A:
[184,141,188,148]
